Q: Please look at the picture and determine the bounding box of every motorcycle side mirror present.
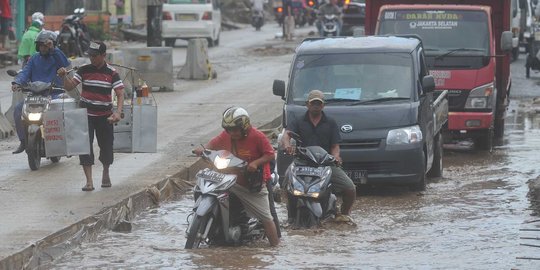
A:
[7,70,18,77]
[287,130,302,144]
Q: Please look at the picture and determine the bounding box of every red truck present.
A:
[365,0,513,150]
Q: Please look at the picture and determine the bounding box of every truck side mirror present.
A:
[501,31,513,52]
[273,79,286,100]
[422,75,435,93]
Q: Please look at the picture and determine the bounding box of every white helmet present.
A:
[222,106,251,135]
[31,12,44,25]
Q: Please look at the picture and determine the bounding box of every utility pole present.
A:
[147,0,163,47]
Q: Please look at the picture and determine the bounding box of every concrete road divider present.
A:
[178,38,217,80]
[0,102,14,139]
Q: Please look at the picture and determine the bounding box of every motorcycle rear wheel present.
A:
[185,214,207,249]
[26,133,42,171]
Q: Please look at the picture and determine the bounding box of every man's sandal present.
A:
[82,184,95,191]
[101,179,112,188]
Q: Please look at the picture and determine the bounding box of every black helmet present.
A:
[222,106,251,134]
[35,30,57,52]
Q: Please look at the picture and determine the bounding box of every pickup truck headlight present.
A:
[465,83,494,109]
[386,125,423,145]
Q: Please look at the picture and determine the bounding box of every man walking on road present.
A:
[11,31,71,154]
[58,41,125,192]
[0,0,12,51]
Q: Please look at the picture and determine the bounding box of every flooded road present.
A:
[51,62,540,270]
[51,102,540,269]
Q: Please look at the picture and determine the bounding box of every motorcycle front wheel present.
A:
[185,214,207,249]
[26,133,42,171]
[296,206,317,228]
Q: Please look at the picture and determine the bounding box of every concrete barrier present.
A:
[0,102,15,139]
[122,47,174,92]
[3,91,22,126]
[178,38,217,80]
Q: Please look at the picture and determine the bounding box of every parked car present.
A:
[162,0,222,47]
[341,0,365,36]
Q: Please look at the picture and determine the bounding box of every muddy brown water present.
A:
[50,99,540,269]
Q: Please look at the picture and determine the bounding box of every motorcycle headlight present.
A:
[306,185,321,198]
[28,112,43,122]
[387,125,423,145]
[214,156,231,169]
[465,83,494,109]
[291,176,305,195]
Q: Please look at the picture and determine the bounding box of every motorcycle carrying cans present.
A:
[19,81,90,170]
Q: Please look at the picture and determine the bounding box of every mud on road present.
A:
[18,33,540,269]
[49,97,540,269]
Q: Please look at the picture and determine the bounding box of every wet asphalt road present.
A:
[50,45,540,269]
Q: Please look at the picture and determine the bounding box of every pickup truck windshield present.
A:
[289,53,413,104]
[378,10,489,57]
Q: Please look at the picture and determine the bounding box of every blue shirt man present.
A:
[11,31,70,154]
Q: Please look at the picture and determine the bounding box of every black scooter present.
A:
[251,10,265,31]
[57,8,91,57]
[283,132,337,228]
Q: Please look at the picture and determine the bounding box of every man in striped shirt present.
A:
[58,41,125,191]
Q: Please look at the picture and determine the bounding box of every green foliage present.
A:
[87,15,111,41]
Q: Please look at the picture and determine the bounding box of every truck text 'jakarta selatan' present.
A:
[365,0,514,151]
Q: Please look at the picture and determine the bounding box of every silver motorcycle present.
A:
[185,148,265,249]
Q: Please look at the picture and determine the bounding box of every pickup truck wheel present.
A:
[427,133,443,178]
[410,152,427,192]
[207,38,215,48]
[410,173,426,192]
[475,129,493,152]
[512,47,519,61]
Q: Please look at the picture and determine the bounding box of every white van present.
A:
[162,0,222,47]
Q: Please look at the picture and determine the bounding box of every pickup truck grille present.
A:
[437,89,468,110]
[340,140,380,149]
[343,161,397,174]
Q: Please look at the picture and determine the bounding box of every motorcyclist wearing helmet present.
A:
[11,30,71,154]
[18,12,45,66]
[316,0,342,36]
[193,107,280,247]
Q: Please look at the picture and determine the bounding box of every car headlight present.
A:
[28,112,42,122]
[387,125,422,145]
[465,83,494,109]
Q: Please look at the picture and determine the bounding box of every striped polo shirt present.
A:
[74,63,124,116]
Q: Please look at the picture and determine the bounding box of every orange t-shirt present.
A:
[208,127,274,187]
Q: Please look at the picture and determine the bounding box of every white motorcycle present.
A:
[185,148,266,249]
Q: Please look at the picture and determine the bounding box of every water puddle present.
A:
[52,101,540,269]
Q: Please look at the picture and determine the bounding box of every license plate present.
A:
[345,170,368,183]
[295,166,324,176]
[176,14,197,21]
[197,170,227,182]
